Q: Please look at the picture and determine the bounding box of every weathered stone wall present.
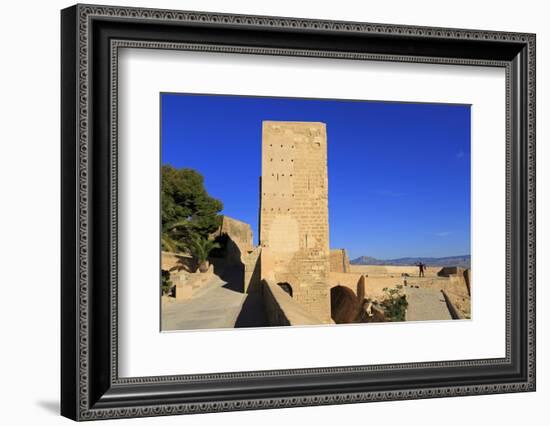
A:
[464,268,471,296]
[437,266,466,277]
[262,280,322,326]
[243,246,261,293]
[441,290,467,320]
[330,271,403,300]
[161,251,194,272]
[329,270,467,303]
[350,264,440,277]
[329,271,364,294]
[259,121,331,323]
[330,248,351,273]
[213,215,254,264]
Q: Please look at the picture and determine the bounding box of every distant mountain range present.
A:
[350,255,471,268]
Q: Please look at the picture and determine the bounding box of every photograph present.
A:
[160,93,472,331]
[57,3,536,420]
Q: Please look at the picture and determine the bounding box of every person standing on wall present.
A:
[417,262,426,277]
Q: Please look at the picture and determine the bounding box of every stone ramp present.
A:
[405,287,452,321]
[162,276,247,331]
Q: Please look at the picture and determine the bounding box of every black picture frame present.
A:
[61,4,536,421]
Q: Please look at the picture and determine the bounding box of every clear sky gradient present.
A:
[161,93,471,260]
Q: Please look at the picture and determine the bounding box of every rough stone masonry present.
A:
[259,121,332,323]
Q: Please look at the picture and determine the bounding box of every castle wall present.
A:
[349,264,440,277]
[213,215,253,264]
[161,251,194,272]
[243,246,261,293]
[330,248,351,273]
[259,121,331,323]
[218,216,253,251]
[262,279,321,326]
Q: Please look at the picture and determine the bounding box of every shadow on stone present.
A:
[210,233,245,293]
[277,282,293,297]
[234,291,268,328]
[330,285,361,324]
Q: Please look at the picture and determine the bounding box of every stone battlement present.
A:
[262,279,322,326]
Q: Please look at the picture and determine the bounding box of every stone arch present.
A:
[277,282,293,297]
[330,285,361,324]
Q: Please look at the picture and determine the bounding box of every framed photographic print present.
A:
[61,4,536,421]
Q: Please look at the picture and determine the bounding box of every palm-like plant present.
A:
[188,235,221,273]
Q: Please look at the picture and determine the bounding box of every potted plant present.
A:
[189,235,221,273]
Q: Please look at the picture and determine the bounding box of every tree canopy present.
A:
[161,165,223,253]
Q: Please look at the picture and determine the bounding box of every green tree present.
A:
[161,165,223,252]
[188,235,221,273]
[161,220,192,253]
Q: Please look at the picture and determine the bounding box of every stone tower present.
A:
[259,121,331,323]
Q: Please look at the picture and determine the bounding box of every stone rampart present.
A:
[243,246,262,293]
[262,280,322,326]
[329,270,469,302]
[213,215,253,264]
[349,264,440,277]
[437,266,466,277]
[329,271,363,293]
[161,251,194,272]
[330,248,351,273]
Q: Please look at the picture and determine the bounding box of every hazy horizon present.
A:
[350,253,471,260]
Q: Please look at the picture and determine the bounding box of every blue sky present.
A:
[161,93,471,260]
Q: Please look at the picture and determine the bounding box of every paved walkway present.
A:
[162,276,247,331]
[405,287,452,321]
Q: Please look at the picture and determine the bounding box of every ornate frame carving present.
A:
[61,4,536,421]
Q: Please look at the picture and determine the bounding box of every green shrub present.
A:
[161,269,173,295]
[381,285,408,321]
